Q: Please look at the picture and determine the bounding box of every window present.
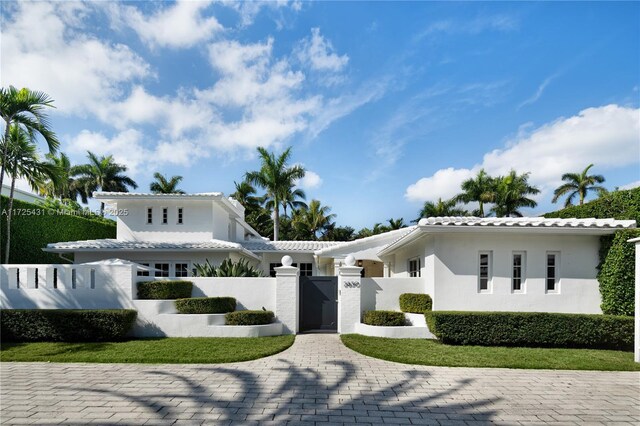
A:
[155,263,170,278]
[478,252,492,291]
[146,207,153,224]
[546,252,559,292]
[175,263,189,278]
[177,207,183,224]
[408,258,421,277]
[297,263,313,277]
[512,252,525,292]
[137,263,150,277]
[269,263,282,277]
[162,207,168,224]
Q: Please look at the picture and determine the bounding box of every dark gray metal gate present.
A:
[299,276,338,332]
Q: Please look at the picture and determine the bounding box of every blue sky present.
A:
[2,1,639,230]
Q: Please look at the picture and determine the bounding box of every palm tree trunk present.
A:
[273,197,279,241]
[4,170,17,263]
[479,202,484,217]
[100,202,105,217]
[0,118,12,196]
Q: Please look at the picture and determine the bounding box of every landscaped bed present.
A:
[0,336,295,364]
[341,334,640,371]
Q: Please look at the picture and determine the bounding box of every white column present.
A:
[338,255,363,334]
[634,240,640,363]
[275,255,300,335]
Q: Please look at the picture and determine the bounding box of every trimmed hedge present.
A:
[0,196,116,264]
[0,309,137,342]
[543,187,640,222]
[175,297,236,314]
[597,229,639,316]
[137,281,193,299]
[362,310,406,327]
[399,293,432,313]
[225,310,274,325]
[426,311,634,350]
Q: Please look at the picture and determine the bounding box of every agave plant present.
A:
[193,258,263,277]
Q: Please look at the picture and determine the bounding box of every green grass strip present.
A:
[341,334,640,371]
[0,336,294,364]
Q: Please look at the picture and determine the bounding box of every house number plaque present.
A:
[344,281,360,288]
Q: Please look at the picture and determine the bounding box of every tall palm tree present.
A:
[454,169,496,217]
[551,164,607,207]
[387,218,406,230]
[73,151,138,216]
[292,199,336,240]
[245,147,305,241]
[149,172,185,194]
[2,125,59,262]
[417,198,467,219]
[39,152,85,201]
[0,86,59,192]
[279,183,307,218]
[491,170,540,217]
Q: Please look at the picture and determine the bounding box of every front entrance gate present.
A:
[299,276,338,332]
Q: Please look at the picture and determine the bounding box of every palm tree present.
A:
[551,164,607,207]
[149,172,185,194]
[387,218,406,230]
[292,199,336,240]
[417,198,467,219]
[0,86,59,192]
[279,183,307,218]
[39,152,85,201]
[491,170,540,217]
[73,151,138,216]
[2,125,59,262]
[454,169,496,217]
[245,147,305,241]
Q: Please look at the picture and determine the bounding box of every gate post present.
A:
[275,255,300,335]
[338,255,363,334]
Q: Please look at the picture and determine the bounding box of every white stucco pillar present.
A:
[275,255,300,335]
[338,255,363,334]
[631,238,640,363]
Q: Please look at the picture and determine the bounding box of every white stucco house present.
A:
[43,191,636,315]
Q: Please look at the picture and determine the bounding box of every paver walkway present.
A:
[1,334,639,425]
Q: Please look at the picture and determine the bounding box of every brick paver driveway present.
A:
[1,334,639,425]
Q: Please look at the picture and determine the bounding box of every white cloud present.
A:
[296,28,349,72]
[405,104,640,203]
[619,181,640,190]
[416,14,518,40]
[518,73,559,110]
[298,171,323,190]
[120,0,222,49]
[2,2,150,116]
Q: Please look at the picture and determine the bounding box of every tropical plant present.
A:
[193,258,263,277]
[417,198,467,219]
[39,152,85,201]
[491,170,540,217]
[245,147,305,241]
[2,125,59,262]
[276,183,307,218]
[551,164,607,207]
[231,180,262,212]
[292,199,336,240]
[149,172,185,194]
[0,86,59,192]
[387,218,407,230]
[322,224,356,241]
[454,169,496,217]
[73,151,138,216]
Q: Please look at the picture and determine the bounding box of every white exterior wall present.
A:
[211,202,230,241]
[361,277,427,311]
[115,199,219,242]
[431,233,602,313]
[390,239,427,277]
[260,252,319,276]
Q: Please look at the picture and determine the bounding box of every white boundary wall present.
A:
[361,277,427,311]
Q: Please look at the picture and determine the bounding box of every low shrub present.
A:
[175,297,236,314]
[363,310,406,327]
[0,309,137,342]
[426,311,633,350]
[399,293,433,313]
[137,280,193,299]
[225,310,274,325]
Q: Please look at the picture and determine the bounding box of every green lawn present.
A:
[341,334,640,371]
[0,336,295,364]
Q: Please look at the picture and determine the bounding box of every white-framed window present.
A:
[546,252,560,293]
[512,251,526,292]
[162,207,168,224]
[408,257,421,277]
[137,263,150,277]
[478,251,492,292]
[269,263,282,277]
[177,207,183,224]
[296,263,313,277]
[155,263,170,277]
[146,207,153,224]
[175,263,189,278]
